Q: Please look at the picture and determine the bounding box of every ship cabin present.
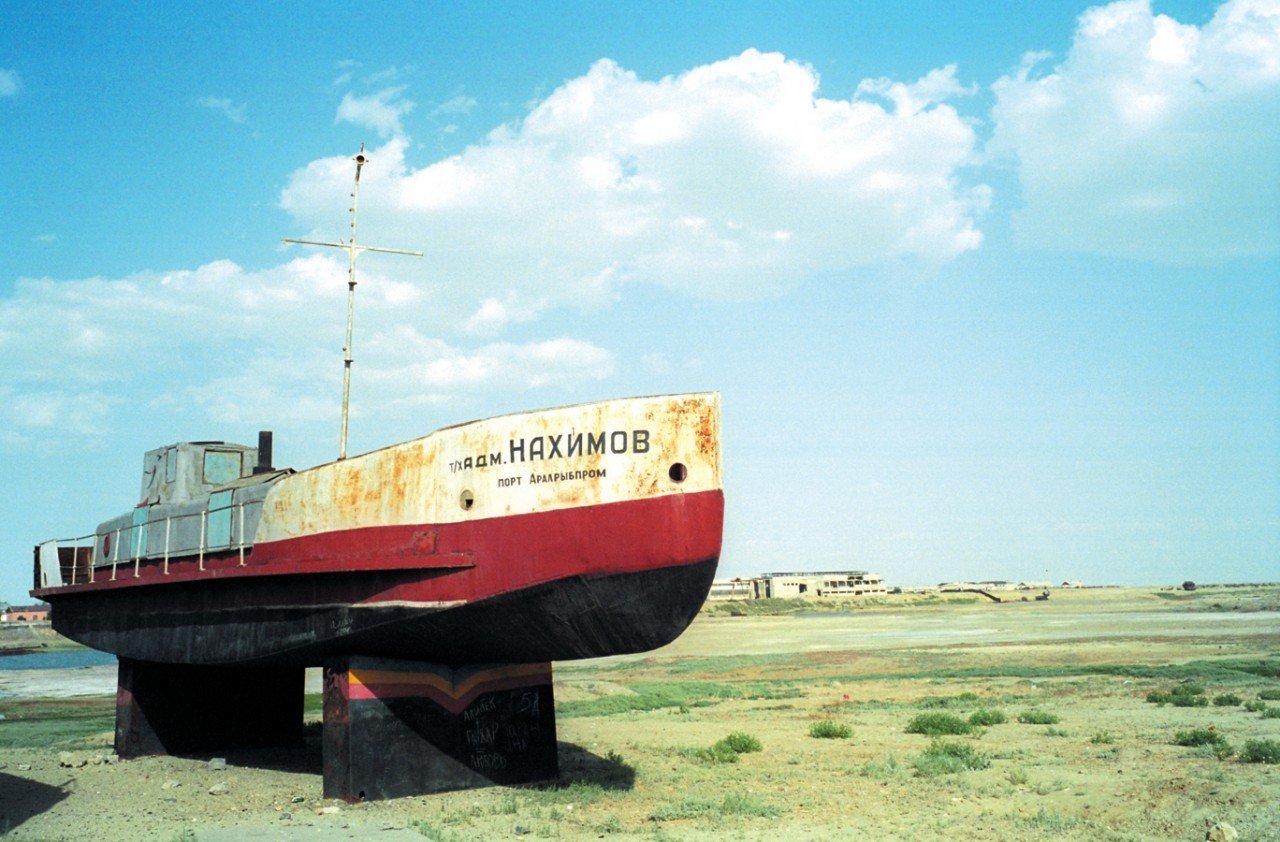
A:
[35,433,288,590]
[139,441,259,507]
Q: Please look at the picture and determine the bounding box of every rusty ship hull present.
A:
[32,393,723,667]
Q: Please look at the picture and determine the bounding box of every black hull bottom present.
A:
[50,557,719,667]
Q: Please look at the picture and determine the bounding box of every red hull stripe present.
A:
[36,491,724,612]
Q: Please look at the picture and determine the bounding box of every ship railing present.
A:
[38,534,97,588]
[43,498,265,587]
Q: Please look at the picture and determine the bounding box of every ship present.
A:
[31,392,723,667]
[30,144,722,674]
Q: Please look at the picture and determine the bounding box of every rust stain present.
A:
[404,529,437,558]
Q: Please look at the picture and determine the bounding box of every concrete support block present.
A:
[322,657,558,801]
[114,658,303,757]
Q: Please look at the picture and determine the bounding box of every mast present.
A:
[282,144,423,460]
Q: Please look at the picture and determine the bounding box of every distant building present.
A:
[2,604,49,623]
[707,571,890,601]
[763,571,887,599]
[708,578,769,601]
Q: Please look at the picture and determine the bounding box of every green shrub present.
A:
[1090,731,1115,744]
[1261,706,1280,719]
[716,732,762,754]
[1172,694,1209,708]
[1173,727,1233,759]
[691,743,740,764]
[1147,683,1207,706]
[1243,699,1267,712]
[1212,694,1242,707]
[1017,709,1060,725]
[968,708,1007,727]
[1257,689,1280,701]
[906,712,973,736]
[689,732,763,764]
[912,739,990,777]
[1239,738,1280,764]
[809,720,851,739]
[1173,727,1226,747]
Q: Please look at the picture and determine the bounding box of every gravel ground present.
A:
[0,741,425,840]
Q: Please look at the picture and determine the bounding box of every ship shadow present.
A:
[184,730,635,793]
[536,741,636,792]
[0,772,71,833]
[185,722,325,776]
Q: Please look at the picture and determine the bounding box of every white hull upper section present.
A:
[254,393,722,543]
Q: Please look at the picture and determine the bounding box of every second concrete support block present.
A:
[322,657,558,801]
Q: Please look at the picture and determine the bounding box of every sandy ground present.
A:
[0,665,116,700]
[0,585,1277,841]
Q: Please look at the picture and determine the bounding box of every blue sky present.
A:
[1,0,1276,604]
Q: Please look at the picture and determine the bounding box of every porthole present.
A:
[460,489,475,511]
[668,462,688,483]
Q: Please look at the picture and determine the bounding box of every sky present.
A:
[1,0,1276,604]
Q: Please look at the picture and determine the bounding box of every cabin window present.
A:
[203,450,242,486]
[165,448,177,483]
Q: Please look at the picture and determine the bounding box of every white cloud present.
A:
[286,51,986,311]
[0,69,19,97]
[433,95,477,116]
[336,87,414,137]
[366,66,411,86]
[364,330,613,396]
[463,293,546,336]
[198,96,247,123]
[990,0,1280,262]
[857,64,976,115]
